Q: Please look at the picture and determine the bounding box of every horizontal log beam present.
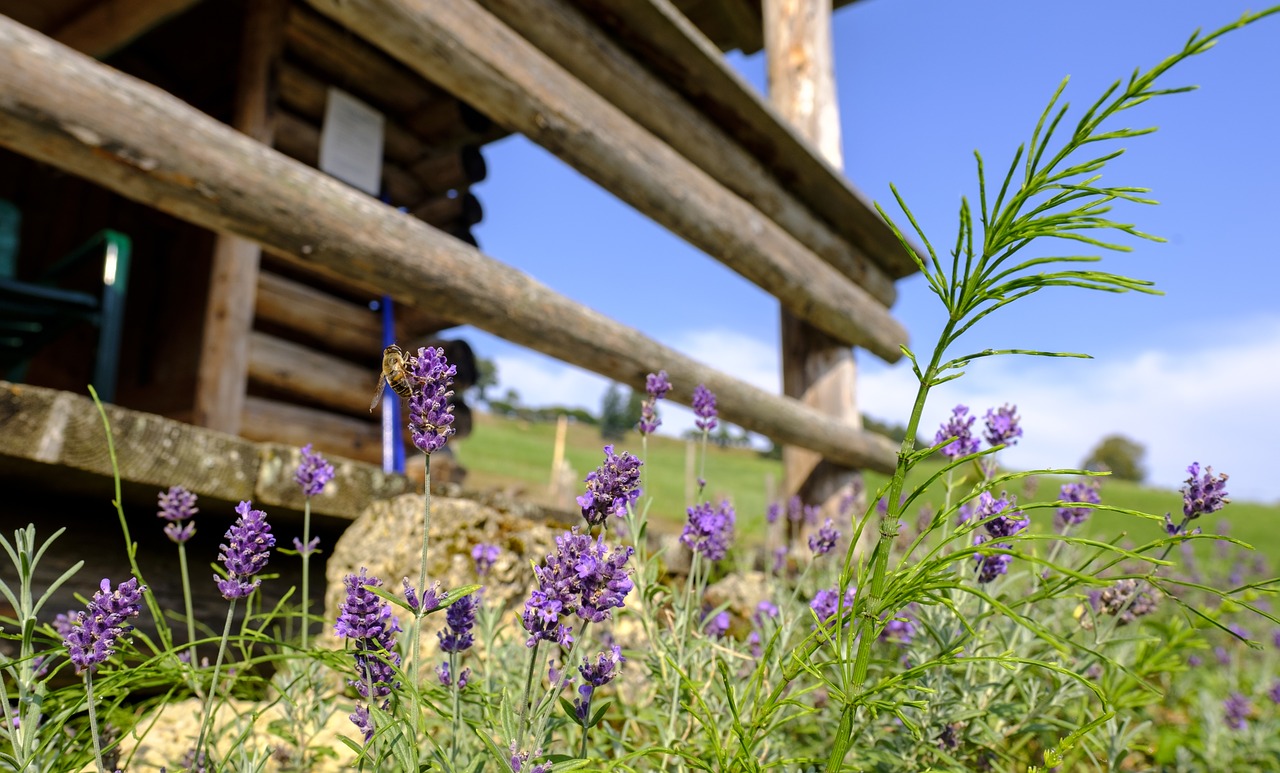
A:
[255,271,383,359]
[573,0,918,279]
[412,192,483,228]
[247,331,375,417]
[305,0,906,360]
[241,395,384,465]
[0,16,898,472]
[479,0,895,306]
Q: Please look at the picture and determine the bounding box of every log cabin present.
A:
[0,0,917,633]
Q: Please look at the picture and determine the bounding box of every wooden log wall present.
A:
[0,15,900,471]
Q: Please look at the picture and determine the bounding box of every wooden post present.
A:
[192,0,288,433]
[549,413,568,492]
[765,0,864,533]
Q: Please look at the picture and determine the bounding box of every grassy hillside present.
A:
[452,411,1280,557]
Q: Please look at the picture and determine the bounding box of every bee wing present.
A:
[369,375,388,412]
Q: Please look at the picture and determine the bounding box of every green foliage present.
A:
[1083,434,1149,482]
[600,383,642,440]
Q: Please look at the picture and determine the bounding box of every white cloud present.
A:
[861,315,1280,503]
[490,319,1280,503]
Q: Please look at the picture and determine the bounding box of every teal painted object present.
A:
[0,225,132,403]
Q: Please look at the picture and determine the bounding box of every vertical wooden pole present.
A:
[764,0,864,535]
[193,0,289,433]
[549,413,568,489]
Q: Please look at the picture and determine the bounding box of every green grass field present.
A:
[452,411,1280,558]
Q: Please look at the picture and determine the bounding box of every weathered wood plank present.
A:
[0,16,898,472]
[478,0,894,305]
[304,0,906,360]
[0,381,411,521]
[192,0,289,435]
[572,0,918,279]
[768,0,864,519]
[53,0,204,58]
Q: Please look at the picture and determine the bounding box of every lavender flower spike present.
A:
[983,404,1023,448]
[808,518,840,557]
[472,543,500,577]
[1055,480,1100,530]
[1223,692,1251,730]
[408,346,457,454]
[438,592,477,653]
[64,578,145,674]
[295,443,334,498]
[680,500,736,562]
[573,645,625,724]
[157,485,198,544]
[692,384,718,433]
[215,501,275,600]
[638,370,671,435]
[935,405,980,460]
[577,445,643,528]
[1183,463,1230,520]
[335,569,402,701]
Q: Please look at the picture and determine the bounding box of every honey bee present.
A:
[369,344,417,411]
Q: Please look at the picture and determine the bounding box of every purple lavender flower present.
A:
[157,485,198,544]
[407,346,457,454]
[436,661,471,689]
[808,518,840,557]
[983,404,1023,448]
[680,500,735,561]
[472,543,500,577]
[1214,646,1231,666]
[522,530,634,645]
[771,546,788,574]
[292,536,320,556]
[810,586,858,624]
[1273,629,1280,650]
[704,611,730,638]
[766,502,781,524]
[438,593,477,653]
[972,534,1013,584]
[294,443,334,498]
[754,600,779,624]
[974,492,1027,538]
[63,578,145,674]
[1055,480,1100,530]
[1223,692,1251,730]
[573,645,624,724]
[935,405,980,460]
[349,704,373,744]
[215,501,275,600]
[335,570,401,702]
[1182,463,1230,520]
[402,578,442,613]
[1269,680,1280,705]
[638,370,671,435]
[577,445,643,527]
[692,384,718,433]
[787,495,803,523]
[879,605,917,646]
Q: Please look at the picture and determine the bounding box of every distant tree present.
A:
[600,384,628,440]
[624,389,644,433]
[471,357,498,404]
[1082,434,1147,482]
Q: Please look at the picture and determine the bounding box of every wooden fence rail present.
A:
[0,15,898,472]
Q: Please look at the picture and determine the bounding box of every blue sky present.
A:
[456,0,1280,503]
